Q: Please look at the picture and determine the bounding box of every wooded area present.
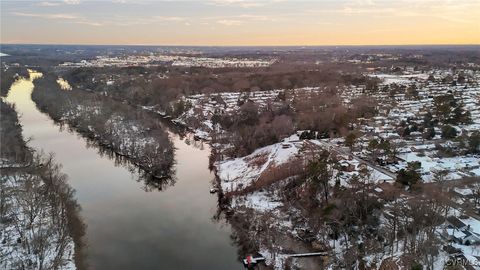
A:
[32,74,176,185]
[0,100,86,270]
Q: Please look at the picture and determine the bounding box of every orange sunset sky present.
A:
[1,0,479,46]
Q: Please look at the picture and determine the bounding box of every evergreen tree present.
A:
[469,132,480,153]
[441,125,457,139]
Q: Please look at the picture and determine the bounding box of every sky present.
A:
[1,0,479,46]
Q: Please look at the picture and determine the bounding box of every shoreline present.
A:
[0,98,87,270]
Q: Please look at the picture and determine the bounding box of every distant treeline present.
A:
[0,100,86,270]
[61,64,373,110]
[32,73,175,181]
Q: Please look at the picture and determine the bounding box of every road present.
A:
[306,140,397,180]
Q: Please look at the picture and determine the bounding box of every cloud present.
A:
[236,14,273,21]
[73,21,103,26]
[63,0,81,4]
[153,16,186,22]
[105,15,187,26]
[208,0,284,8]
[211,14,276,26]
[217,19,243,26]
[13,12,80,20]
[203,14,275,24]
[38,2,61,6]
[37,0,80,6]
[305,0,479,25]
[12,12,102,26]
[341,7,396,14]
[11,12,188,28]
[354,0,375,6]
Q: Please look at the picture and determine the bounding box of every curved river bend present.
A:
[5,73,242,270]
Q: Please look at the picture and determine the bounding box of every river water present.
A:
[5,72,243,270]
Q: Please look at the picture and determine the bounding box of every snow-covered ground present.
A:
[1,160,76,270]
[370,73,430,84]
[217,134,301,192]
[178,87,321,139]
[215,69,480,270]
[60,54,276,68]
[400,151,479,181]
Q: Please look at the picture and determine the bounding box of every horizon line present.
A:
[1,43,480,48]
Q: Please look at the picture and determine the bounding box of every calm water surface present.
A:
[5,73,243,270]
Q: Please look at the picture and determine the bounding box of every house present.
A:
[445,216,480,245]
[443,228,466,244]
[447,216,468,231]
[462,230,480,245]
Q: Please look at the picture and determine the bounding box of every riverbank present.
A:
[31,73,175,183]
[4,69,243,269]
[0,99,86,270]
[139,98,323,269]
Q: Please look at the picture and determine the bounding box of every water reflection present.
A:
[5,71,243,270]
[58,122,177,192]
[57,77,72,90]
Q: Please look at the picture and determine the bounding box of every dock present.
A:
[243,251,329,267]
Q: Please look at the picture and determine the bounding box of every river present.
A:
[4,72,243,270]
